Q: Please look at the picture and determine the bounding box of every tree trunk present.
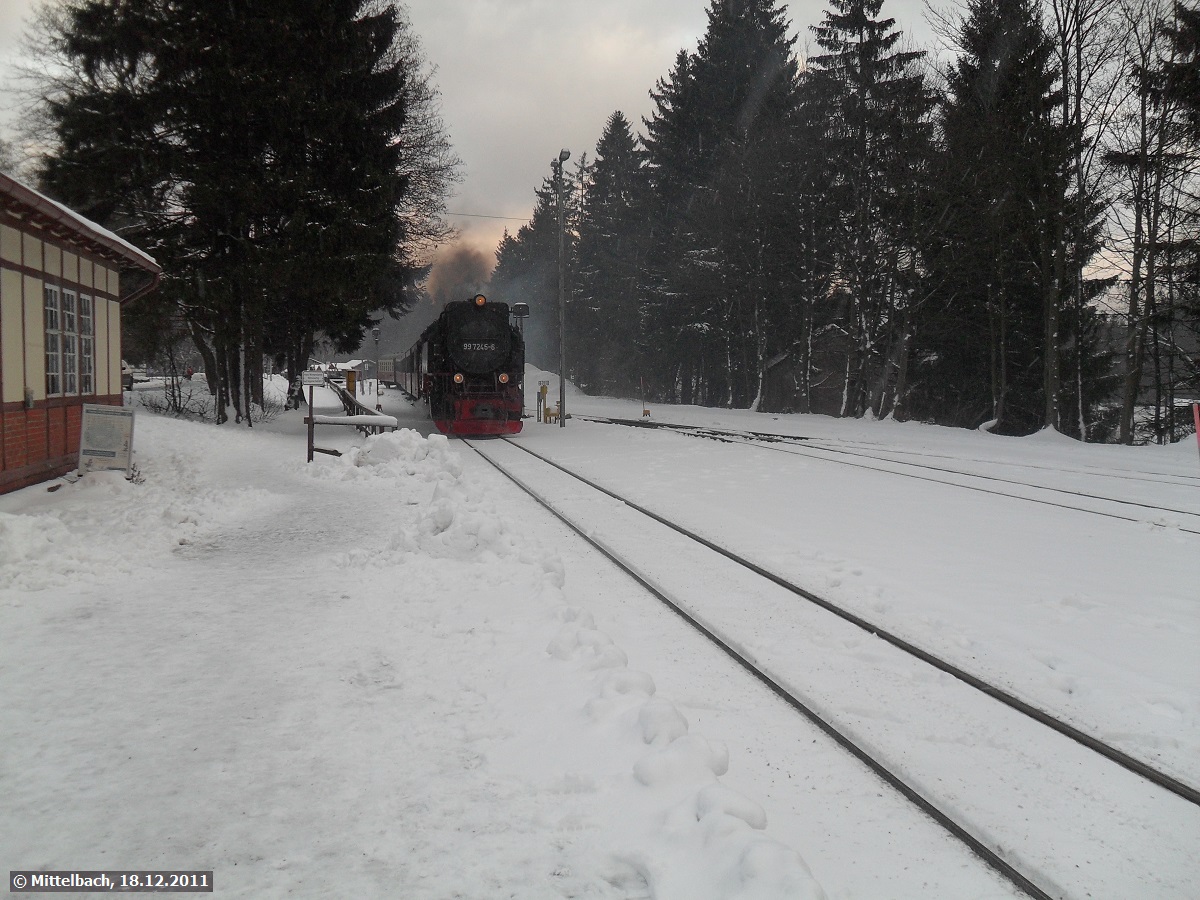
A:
[1043,198,1064,431]
[891,328,912,422]
[189,319,219,400]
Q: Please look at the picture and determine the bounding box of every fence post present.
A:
[1193,402,1199,467]
[306,385,315,463]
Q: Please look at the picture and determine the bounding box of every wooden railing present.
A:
[327,380,396,436]
[305,377,397,461]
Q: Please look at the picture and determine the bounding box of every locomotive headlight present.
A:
[498,373,509,384]
[474,294,486,307]
[454,373,464,384]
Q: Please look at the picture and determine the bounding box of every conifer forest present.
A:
[21,0,459,424]
[491,0,1200,442]
[15,0,1200,442]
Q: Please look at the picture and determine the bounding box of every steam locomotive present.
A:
[395,294,525,435]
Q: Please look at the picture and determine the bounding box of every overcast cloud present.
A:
[0,0,938,269]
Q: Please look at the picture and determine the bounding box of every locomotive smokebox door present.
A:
[448,305,512,373]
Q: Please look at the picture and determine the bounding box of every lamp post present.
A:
[372,326,381,411]
[552,148,570,428]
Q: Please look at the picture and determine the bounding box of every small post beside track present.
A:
[1193,402,1199,467]
[300,370,325,463]
[306,384,315,463]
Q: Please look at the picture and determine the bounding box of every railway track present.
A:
[573,414,1200,484]
[806,437,1200,489]
[575,415,1200,534]
[465,435,1200,900]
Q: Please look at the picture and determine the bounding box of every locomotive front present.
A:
[428,294,524,435]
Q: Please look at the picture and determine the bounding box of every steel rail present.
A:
[804,439,1200,488]
[787,440,1200,518]
[576,414,1200,486]
[575,415,1200,535]
[467,438,1058,900]
[495,436,1200,809]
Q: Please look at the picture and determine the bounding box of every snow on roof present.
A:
[0,171,160,273]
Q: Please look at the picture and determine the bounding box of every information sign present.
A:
[78,404,135,475]
[301,371,325,386]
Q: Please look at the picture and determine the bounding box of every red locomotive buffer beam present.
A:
[438,398,522,435]
[431,375,523,436]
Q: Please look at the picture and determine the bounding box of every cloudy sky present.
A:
[402,0,937,264]
[0,0,938,269]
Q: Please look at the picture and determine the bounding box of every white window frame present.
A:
[61,288,78,395]
[44,285,61,396]
[79,294,94,395]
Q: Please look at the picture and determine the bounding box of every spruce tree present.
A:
[572,112,649,397]
[36,0,443,423]
[1162,2,1200,141]
[641,0,802,407]
[640,49,709,404]
[489,165,578,371]
[806,0,933,418]
[1158,2,1200,437]
[914,0,1099,434]
[777,82,842,414]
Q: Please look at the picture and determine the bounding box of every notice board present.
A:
[79,404,135,475]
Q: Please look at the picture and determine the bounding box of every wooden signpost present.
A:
[301,371,325,462]
[301,370,397,462]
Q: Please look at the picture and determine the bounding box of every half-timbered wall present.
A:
[0,214,125,493]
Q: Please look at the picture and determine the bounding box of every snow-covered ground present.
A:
[1,369,1197,899]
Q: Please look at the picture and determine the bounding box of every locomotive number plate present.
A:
[462,342,497,351]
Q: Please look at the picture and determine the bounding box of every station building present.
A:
[0,172,161,494]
